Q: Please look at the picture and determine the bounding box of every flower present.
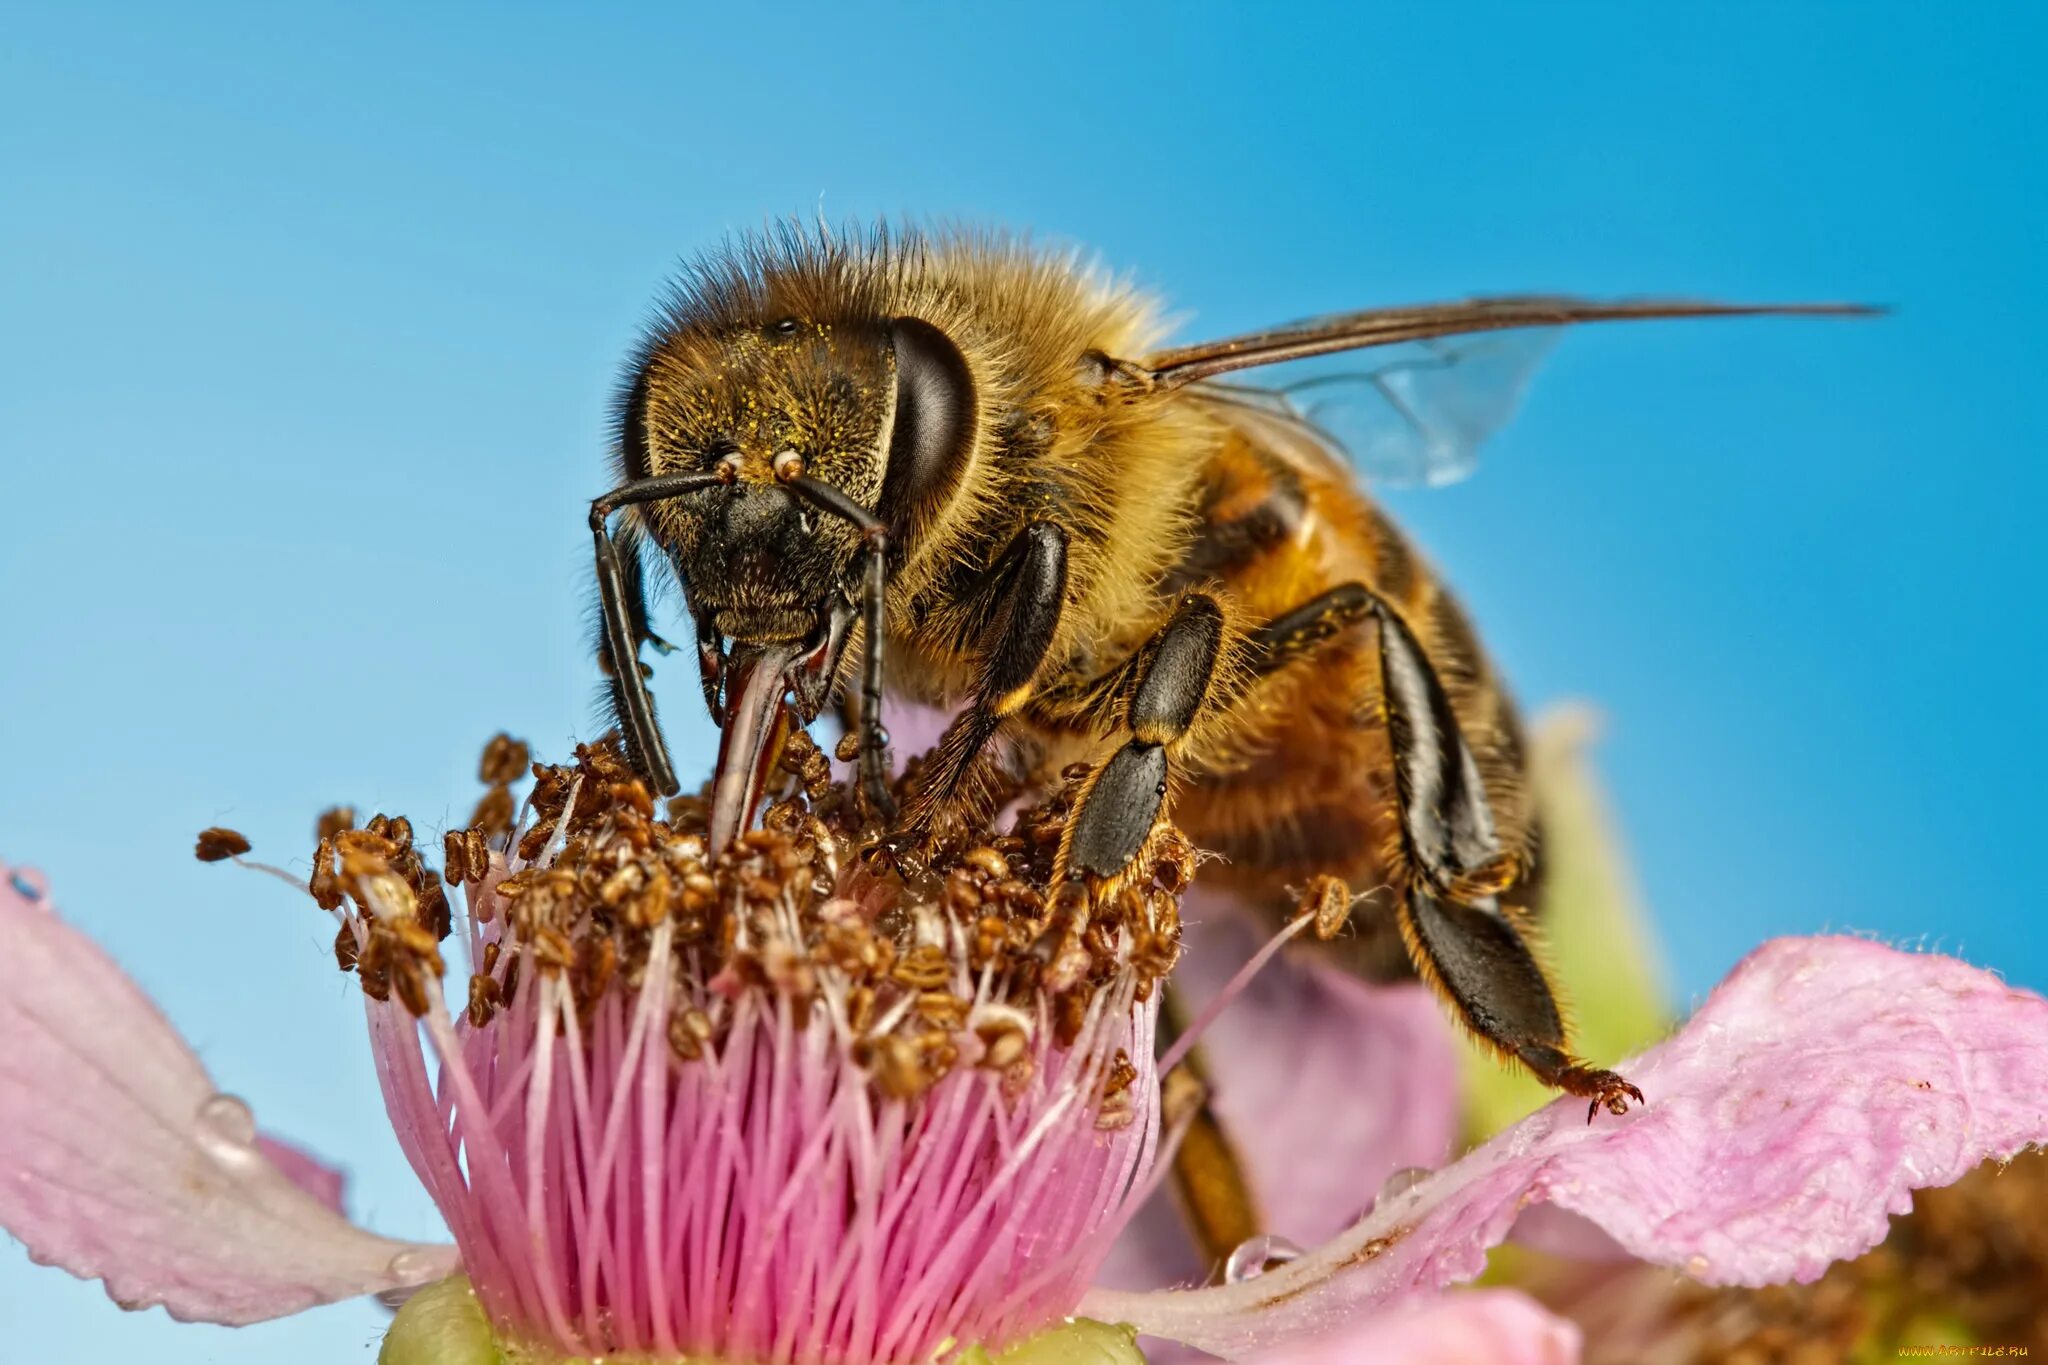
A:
[5,721,2048,1363]
[0,857,458,1326]
[1088,713,2048,1360]
[1456,714,2048,1359]
[353,738,1180,1362]
[1083,926,2048,1357]
[1509,1146,2048,1360]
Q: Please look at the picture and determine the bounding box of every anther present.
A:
[194,827,252,863]
[1305,873,1355,941]
[315,807,357,841]
[478,734,530,786]
[442,830,470,887]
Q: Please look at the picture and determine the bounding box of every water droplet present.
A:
[194,1093,256,1161]
[1223,1234,1303,1284]
[1378,1165,1431,1203]
[386,1247,439,1284]
[8,869,42,902]
[1686,1254,1711,1277]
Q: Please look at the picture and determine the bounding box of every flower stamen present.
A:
[288,733,1185,1362]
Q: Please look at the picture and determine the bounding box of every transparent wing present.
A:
[1143,294,1872,489]
[1197,327,1560,488]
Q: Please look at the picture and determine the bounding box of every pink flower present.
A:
[5,731,2048,1363]
[355,768,1175,1364]
[1084,926,2048,1358]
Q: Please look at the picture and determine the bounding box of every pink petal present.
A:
[0,862,457,1324]
[1253,1289,1580,1365]
[1098,893,1461,1293]
[1501,1204,1628,1262]
[1192,900,1462,1250]
[1083,935,2048,1357]
[253,1135,347,1217]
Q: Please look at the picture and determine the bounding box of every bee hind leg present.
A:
[1368,587,1641,1119]
[1401,891,1640,1121]
[1157,985,1263,1278]
[1055,593,1230,894]
[1261,581,1641,1121]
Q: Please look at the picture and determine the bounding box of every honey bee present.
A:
[590,222,1859,1258]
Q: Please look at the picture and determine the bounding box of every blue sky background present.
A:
[3,4,2043,1359]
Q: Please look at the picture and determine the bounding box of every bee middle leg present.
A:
[1054,593,1231,893]
[1253,583,1641,1121]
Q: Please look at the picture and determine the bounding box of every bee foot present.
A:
[1554,1065,1645,1123]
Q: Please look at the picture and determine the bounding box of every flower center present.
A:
[312,732,1187,1364]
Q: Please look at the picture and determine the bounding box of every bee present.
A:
[590,222,1859,1257]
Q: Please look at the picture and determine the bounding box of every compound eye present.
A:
[880,317,977,536]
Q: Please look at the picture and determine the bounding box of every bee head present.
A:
[625,312,976,638]
[619,304,978,842]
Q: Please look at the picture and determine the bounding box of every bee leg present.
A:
[1159,985,1262,1279]
[1158,876,1355,1278]
[1354,584,1641,1119]
[892,522,1069,844]
[591,471,732,797]
[1056,594,1229,893]
[1253,581,1639,1119]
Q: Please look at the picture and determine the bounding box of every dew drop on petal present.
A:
[1223,1233,1304,1284]
[8,869,43,902]
[1686,1253,1712,1277]
[194,1093,257,1162]
[1378,1165,1432,1203]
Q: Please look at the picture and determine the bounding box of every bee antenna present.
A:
[782,474,888,545]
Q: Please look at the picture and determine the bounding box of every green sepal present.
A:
[380,1276,501,1365]
[960,1318,1146,1365]
[381,1277,1146,1365]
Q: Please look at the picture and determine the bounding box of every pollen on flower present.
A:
[291,728,1186,1364]
[192,826,252,862]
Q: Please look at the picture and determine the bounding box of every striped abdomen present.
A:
[1170,422,1534,962]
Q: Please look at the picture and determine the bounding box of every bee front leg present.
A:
[1054,594,1230,895]
[890,522,1069,846]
